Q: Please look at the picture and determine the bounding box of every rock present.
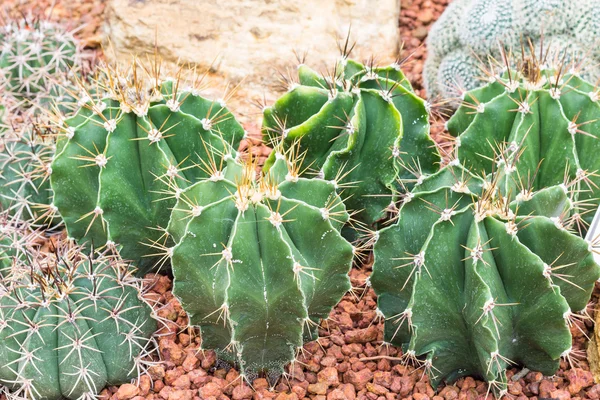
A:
[417,9,434,24]
[149,365,167,381]
[317,367,340,387]
[308,382,329,395]
[550,389,571,400]
[168,389,194,400]
[116,384,140,400]
[160,340,186,365]
[566,368,595,394]
[199,382,223,399]
[105,0,400,123]
[173,375,192,390]
[366,383,388,395]
[344,369,373,391]
[232,385,254,400]
[344,326,378,344]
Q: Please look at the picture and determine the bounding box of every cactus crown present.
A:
[50,59,245,274]
[445,48,600,235]
[262,48,440,236]
[0,221,157,400]
[371,163,600,395]
[168,146,354,378]
[424,0,600,103]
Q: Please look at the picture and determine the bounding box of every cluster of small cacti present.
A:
[370,164,600,396]
[0,220,157,400]
[425,0,600,103]
[169,149,354,377]
[263,54,440,236]
[446,57,600,235]
[50,60,245,274]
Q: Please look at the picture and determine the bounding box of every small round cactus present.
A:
[0,18,80,105]
[425,0,600,103]
[262,55,439,236]
[50,60,245,274]
[168,150,354,377]
[370,164,600,395]
[447,57,600,235]
[0,224,157,400]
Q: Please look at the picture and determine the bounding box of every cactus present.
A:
[0,18,80,106]
[0,120,59,226]
[262,54,440,235]
[168,150,354,377]
[446,58,600,234]
[50,60,246,274]
[0,223,157,400]
[370,164,600,395]
[424,0,600,103]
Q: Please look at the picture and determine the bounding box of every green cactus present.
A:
[425,0,600,103]
[446,62,600,234]
[168,151,354,377]
[262,56,440,235]
[50,61,245,274]
[0,225,157,400]
[370,164,600,395]
[0,18,79,105]
[0,121,59,226]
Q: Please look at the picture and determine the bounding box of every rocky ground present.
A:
[2,0,600,399]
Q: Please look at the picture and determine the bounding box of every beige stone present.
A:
[104,0,400,123]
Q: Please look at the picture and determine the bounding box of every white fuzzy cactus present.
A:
[425,0,600,104]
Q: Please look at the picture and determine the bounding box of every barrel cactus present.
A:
[168,151,354,377]
[0,227,157,400]
[425,0,600,103]
[0,18,80,104]
[370,164,600,395]
[447,61,600,234]
[0,121,58,226]
[262,56,439,235]
[50,60,245,274]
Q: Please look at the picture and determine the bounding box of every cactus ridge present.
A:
[446,55,600,235]
[0,221,158,400]
[262,55,440,234]
[168,148,354,377]
[50,60,245,274]
[371,163,600,395]
[425,0,600,103]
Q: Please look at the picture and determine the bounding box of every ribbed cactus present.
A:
[447,62,600,234]
[168,151,354,377]
[262,56,439,234]
[50,60,245,274]
[0,18,80,105]
[0,121,59,226]
[0,225,157,400]
[370,164,600,395]
[425,0,600,103]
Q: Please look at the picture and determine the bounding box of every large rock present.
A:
[104,0,400,122]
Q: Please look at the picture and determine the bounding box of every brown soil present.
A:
[2,1,600,400]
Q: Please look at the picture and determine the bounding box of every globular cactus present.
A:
[425,0,600,103]
[262,54,440,236]
[0,121,59,226]
[446,58,600,234]
[168,150,354,377]
[50,60,245,274]
[0,224,157,400]
[370,164,600,395]
[0,18,80,106]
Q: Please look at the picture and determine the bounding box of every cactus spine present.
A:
[370,164,600,395]
[50,60,245,274]
[168,150,354,377]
